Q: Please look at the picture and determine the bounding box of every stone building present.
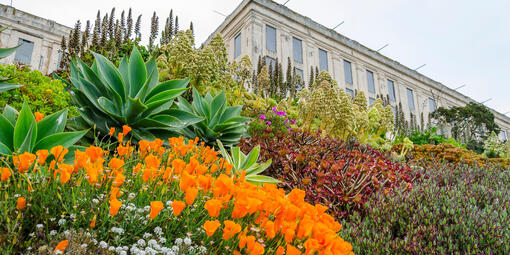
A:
[0,3,71,74]
[205,0,510,139]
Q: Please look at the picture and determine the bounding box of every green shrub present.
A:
[342,163,510,254]
[396,126,466,148]
[0,65,74,115]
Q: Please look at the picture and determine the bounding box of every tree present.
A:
[431,102,499,153]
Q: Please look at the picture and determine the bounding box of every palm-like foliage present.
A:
[217,139,278,185]
[0,102,87,155]
[0,36,23,92]
[63,47,203,141]
[176,88,250,147]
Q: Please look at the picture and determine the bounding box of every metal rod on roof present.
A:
[453,84,466,91]
[376,44,389,52]
[480,98,492,104]
[332,21,344,30]
[213,10,227,17]
[282,0,291,6]
[414,64,426,71]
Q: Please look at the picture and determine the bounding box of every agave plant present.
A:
[176,88,250,147]
[62,47,203,141]
[0,102,87,155]
[217,139,278,185]
[0,31,23,93]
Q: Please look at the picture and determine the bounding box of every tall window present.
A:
[234,33,241,58]
[14,38,34,65]
[292,37,303,63]
[428,97,436,113]
[295,68,304,91]
[500,131,508,141]
[387,80,396,102]
[366,70,375,93]
[265,56,276,70]
[407,88,415,111]
[344,60,353,85]
[369,97,376,105]
[319,48,328,71]
[266,25,276,52]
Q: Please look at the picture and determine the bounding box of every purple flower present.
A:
[272,107,277,112]
[284,119,289,123]
[266,121,272,125]
[290,119,296,124]
[259,114,266,120]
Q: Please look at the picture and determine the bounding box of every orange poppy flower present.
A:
[109,198,122,216]
[284,228,296,243]
[198,174,213,192]
[34,112,44,122]
[249,242,265,255]
[149,201,164,219]
[73,150,88,173]
[14,152,36,173]
[117,144,130,157]
[213,174,233,198]
[1,167,11,182]
[145,154,161,169]
[90,215,96,228]
[203,220,221,237]
[118,133,124,143]
[276,247,285,255]
[50,146,68,162]
[17,197,26,210]
[288,188,306,206]
[54,240,69,252]
[172,158,186,174]
[109,158,124,171]
[58,164,74,184]
[171,200,186,216]
[122,125,132,136]
[286,244,301,255]
[179,171,196,191]
[222,220,241,240]
[112,172,125,187]
[109,127,115,136]
[240,234,256,250]
[304,238,320,254]
[86,146,103,163]
[204,199,222,218]
[142,167,153,182]
[185,187,198,205]
[263,220,276,239]
[36,150,49,165]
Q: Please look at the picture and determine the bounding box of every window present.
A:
[234,33,241,58]
[428,97,436,113]
[295,68,304,91]
[407,88,415,111]
[391,106,397,117]
[14,38,34,65]
[500,131,507,141]
[387,80,396,102]
[319,48,328,71]
[265,56,276,70]
[292,37,303,63]
[346,88,354,97]
[366,70,375,94]
[369,97,376,105]
[344,60,353,85]
[266,25,276,52]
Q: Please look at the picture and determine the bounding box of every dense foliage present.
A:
[0,135,353,254]
[240,128,414,220]
[396,126,465,148]
[0,65,74,115]
[0,38,23,92]
[342,162,510,254]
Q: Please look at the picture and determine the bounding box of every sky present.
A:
[2,0,509,114]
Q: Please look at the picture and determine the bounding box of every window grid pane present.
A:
[266,25,276,52]
[319,48,328,71]
[346,88,354,97]
[407,88,415,111]
[265,56,276,70]
[387,80,396,102]
[344,60,353,85]
[369,97,376,105]
[292,37,303,63]
[366,70,375,93]
[428,97,436,113]
[14,38,34,65]
[234,33,241,58]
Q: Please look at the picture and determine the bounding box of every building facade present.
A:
[205,0,510,139]
[0,4,71,74]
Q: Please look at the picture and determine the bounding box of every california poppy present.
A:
[222,220,241,240]
[109,158,124,171]
[1,167,11,182]
[203,220,221,237]
[90,215,96,228]
[14,152,36,173]
[54,240,69,252]
[50,146,68,163]
[286,244,302,255]
[122,125,132,136]
[109,127,115,136]
[185,187,198,205]
[204,199,222,217]
[276,247,285,255]
[149,201,164,219]
[36,150,49,165]
[109,198,122,216]
[34,112,44,122]
[17,197,26,210]
[171,200,186,216]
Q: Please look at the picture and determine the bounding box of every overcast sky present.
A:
[2,0,509,114]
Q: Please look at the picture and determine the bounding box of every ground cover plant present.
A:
[341,162,510,254]
[0,131,354,254]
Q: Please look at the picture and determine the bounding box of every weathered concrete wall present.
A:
[0,4,71,74]
[205,0,510,138]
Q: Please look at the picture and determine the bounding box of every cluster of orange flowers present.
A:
[4,126,353,255]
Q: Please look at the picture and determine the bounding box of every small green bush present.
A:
[0,65,75,115]
[342,162,510,254]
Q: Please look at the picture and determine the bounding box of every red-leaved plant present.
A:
[240,128,416,219]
